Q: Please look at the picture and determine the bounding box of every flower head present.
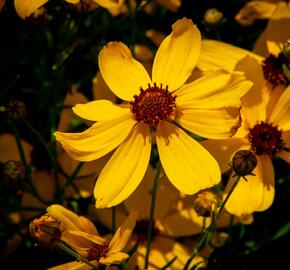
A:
[55,18,252,208]
[47,204,137,267]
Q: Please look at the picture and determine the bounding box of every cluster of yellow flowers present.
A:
[1,0,290,269]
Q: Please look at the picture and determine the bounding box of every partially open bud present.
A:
[1,160,25,182]
[283,39,290,59]
[193,190,218,217]
[5,100,27,120]
[204,8,223,25]
[30,214,62,246]
[232,150,257,177]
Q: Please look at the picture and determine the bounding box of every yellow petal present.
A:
[14,0,48,19]
[156,121,221,194]
[269,85,290,131]
[99,252,129,265]
[54,114,135,161]
[235,55,270,125]
[225,155,275,216]
[198,39,263,71]
[253,29,269,56]
[161,208,209,237]
[73,100,130,122]
[109,211,138,252]
[68,230,106,245]
[152,18,201,91]
[235,1,276,26]
[136,236,205,269]
[201,139,246,173]
[94,123,151,208]
[65,0,80,4]
[176,106,241,139]
[266,2,290,54]
[176,69,251,108]
[156,0,181,12]
[98,42,151,101]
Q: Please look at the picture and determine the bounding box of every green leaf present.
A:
[272,222,290,241]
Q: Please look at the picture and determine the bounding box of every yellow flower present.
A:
[235,1,290,56]
[47,204,137,269]
[202,55,290,216]
[55,18,252,208]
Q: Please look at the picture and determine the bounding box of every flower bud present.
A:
[30,214,62,246]
[2,160,25,182]
[5,100,27,120]
[283,39,290,59]
[193,190,218,217]
[232,150,257,177]
[204,8,223,25]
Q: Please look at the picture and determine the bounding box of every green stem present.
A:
[144,161,161,269]
[56,242,98,269]
[183,175,241,270]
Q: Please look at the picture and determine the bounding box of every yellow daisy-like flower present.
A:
[47,204,137,269]
[55,18,252,208]
[202,55,290,216]
[235,0,290,56]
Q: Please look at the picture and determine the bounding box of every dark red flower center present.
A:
[133,219,159,243]
[130,83,176,127]
[248,121,284,156]
[262,53,290,86]
[87,242,109,262]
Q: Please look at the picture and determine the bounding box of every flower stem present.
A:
[144,161,161,269]
[56,242,98,269]
[112,206,116,234]
[183,175,241,270]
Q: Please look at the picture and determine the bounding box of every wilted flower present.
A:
[47,204,137,268]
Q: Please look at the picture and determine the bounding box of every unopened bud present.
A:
[283,39,290,59]
[5,100,27,120]
[2,160,25,182]
[204,8,223,25]
[30,214,62,246]
[232,150,257,177]
[193,190,218,217]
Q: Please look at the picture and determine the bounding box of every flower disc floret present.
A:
[248,121,284,156]
[87,242,109,262]
[130,83,176,127]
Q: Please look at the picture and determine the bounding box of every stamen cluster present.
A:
[87,242,109,262]
[262,53,290,86]
[248,122,284,156]
[130,83,176,127]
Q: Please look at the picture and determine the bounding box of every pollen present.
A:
[248,121,284,156]
[130,83,176,127]
[262,53,290,86]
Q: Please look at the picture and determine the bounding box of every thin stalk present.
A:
[184,175,242,270]
[112,206,116,234]
[57,242,98,269]
[144,161,161,269]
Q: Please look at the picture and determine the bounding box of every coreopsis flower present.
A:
[202,55,290,216]
[55,18,253,208]
[47,204,137,269]
[235,1,290,56]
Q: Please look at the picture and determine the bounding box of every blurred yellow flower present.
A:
[235,1,290,56]
[47,204,137,269]
[55,18,253,208]
[92,166,252,269]
[202,55,290,216]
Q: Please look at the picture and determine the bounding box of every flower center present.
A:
[87,242,109,262]
[129,83,176,127]
[248,121,284,156]
[262,53,290,86]
[133,219,159,243]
